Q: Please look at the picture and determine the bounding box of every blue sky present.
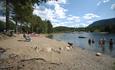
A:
[0,0,115,27]
[33,0,115,27]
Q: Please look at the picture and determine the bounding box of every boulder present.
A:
[66,46,70,50]
[96,52,102,56]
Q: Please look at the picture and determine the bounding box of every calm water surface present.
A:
[48,32,115,57]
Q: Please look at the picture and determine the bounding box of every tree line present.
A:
[0,0,53,34]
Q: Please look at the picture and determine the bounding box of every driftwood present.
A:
[49,62,61,66]
[20,58,47,62]
[20,58,62,66]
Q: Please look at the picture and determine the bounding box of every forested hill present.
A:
[53,26,75,33]
[87,18,115,33]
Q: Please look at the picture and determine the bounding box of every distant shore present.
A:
[0,34,115,70]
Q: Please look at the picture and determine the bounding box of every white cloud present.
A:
[54,4,67,18]
[103,0,110,3]
[75,21,93,27]
[33,6,56,20]
[86,20,94,24]
[60,0,67,4]
[83,13,100,20]
[0,16,6,22]
[97,0,110,6]
[47,0,67,5]
[33,0,96,27]
[33,0,67,19]
[111,4,115,10]
[78,23,87,27]
[97,1,101,6]
[52,22,65,27]
[33,0,81,27]
[67,16,80,22]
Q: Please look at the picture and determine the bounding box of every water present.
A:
[48,32,115,57]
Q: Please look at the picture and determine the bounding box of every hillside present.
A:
[53,26,75,33]
[87,18,115,33]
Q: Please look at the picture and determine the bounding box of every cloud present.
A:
[59,0,67,4]
[103,0,110,3]
[86,20,94,24]
[97,0,110,6]
[77,23,87,27]
[54,4,67,18]
[33,0,83,27]
[111,4,115,10]
[47,0,67,5]
[0,16,6,22]
[97,1,101,6]
[33,0,97,27]
[83,13,100,20]
[74,21,94,27]
[33,0,67,19]
[67,16,80,22]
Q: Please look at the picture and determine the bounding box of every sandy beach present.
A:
[0,34,115,70]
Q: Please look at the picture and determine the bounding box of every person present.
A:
[23,33,26,39]
[92,39,95,44]
[23,33,31,42]
[109,39,113,52]
[99,38,105,52]
[88,38,91,45]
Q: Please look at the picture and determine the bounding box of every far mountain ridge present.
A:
[87,18,115,33]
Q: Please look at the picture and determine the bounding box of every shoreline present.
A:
[0,34,115,70]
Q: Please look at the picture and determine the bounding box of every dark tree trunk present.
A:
[15,20,18,33]
[6,0,10,32]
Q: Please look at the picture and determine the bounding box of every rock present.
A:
[96,52,102,56]
[66,46,70,51]
[59,47,63,51]
[46,47,52,52]
[52,48,61,54]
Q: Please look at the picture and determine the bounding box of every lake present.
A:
[48,32,115,57]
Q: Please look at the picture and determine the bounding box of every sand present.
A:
[0,34,115,70]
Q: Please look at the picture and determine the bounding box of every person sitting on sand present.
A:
[68,42,73,47]
[23,33,31,42]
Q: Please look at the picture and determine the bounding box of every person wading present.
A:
[99,38,105,53]
[109,39,113,52]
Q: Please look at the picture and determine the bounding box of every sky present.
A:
[0,0,115,27]
[33,0,115,27]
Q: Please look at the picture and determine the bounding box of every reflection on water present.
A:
[48,32,115,57]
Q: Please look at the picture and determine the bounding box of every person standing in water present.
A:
[99,38,105,52]
[88,39,91,45]
[92,39,95,44]
[91,39,95,47]
[109,39,113,52]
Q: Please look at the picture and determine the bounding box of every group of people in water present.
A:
[88,38,114,53]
